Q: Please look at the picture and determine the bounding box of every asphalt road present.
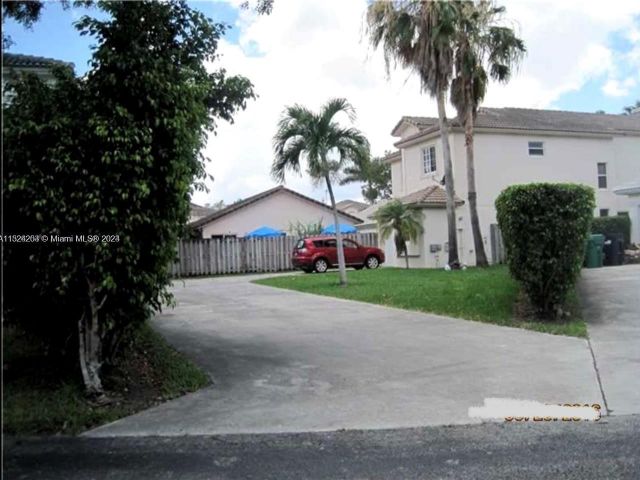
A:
[5,415,639,480]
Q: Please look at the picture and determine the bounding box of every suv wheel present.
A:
[365,255,379,269]
[314,258,328,273]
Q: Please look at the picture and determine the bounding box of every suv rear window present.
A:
[312,240,324,247]
[295,239,306,249]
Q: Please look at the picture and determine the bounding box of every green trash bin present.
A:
[585,234,604,268]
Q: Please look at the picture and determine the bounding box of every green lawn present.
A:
[3,323,210,435]
[254,266,587,338]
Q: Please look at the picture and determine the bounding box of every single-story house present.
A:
[335,199,369,217]
[380,107,640,268]
[189,186,363,238]
[189,202,215,223]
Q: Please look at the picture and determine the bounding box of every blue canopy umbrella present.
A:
[321,223,357,234]
[245,226,286,238]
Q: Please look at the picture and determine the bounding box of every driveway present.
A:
[88,274,603,436]
[579,264,640,416]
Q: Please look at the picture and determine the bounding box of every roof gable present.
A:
[391,116,438,137]
[189,186,363,229]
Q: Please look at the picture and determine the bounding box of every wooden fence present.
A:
[171,233,379,277]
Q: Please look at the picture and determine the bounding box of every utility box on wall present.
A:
[430,244,442,253]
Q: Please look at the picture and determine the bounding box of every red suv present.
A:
[292,236,385,273]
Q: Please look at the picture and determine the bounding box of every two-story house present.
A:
[2,53,73,104]
[377,107,640,268]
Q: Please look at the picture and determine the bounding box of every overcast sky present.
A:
[5,0,640,206]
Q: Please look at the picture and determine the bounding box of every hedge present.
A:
[495,183,595,318]
[591,215,631,246]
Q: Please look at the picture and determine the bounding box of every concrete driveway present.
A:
[88,273,604,436]
[579,264,640,416]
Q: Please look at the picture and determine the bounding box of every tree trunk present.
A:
[436,88,459,266]
[464,100,489,267]
[404,244,410,269]
[325,175,348,286]
[78,278,106,398]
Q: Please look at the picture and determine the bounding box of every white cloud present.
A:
[192,0,640,206]
[602,77,637,97]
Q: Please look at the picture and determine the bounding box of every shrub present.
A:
[2,1,254,394]
[591,215,632,246]
[495,183,595,318]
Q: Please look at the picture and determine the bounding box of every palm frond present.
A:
[319,98,356,127]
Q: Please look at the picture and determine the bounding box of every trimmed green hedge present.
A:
[591,215,631,246]
[496,183,595,318]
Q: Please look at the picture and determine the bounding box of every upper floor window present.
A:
[528,141,544,156]
[422,145,436,174]
[597,163,607,189]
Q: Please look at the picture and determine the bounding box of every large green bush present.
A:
[2,1,254,394]
[495,183,595,318]
[591,215,632,246]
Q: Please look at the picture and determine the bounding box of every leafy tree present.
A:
[367,0,461,267]
[288,219,324,238]
[208,200,227,211]
[340,155,391,204]
[374,200,424,269]
[272,98,370,286]
[240,0,274,15]
[3,0,255,396]
[622,100,640,115]
[450,0,525,267]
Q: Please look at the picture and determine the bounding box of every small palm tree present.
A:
[450,1,525,267]
[272,98,370,286]
[340,155,391,204]
[367,0,461,267]
[374,200,424,269]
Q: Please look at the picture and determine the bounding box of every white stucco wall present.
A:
[199,190,358,238]
[390,129,640,267]
[391,133,457,196]
[466,132,640,251]
[382,207,463,269]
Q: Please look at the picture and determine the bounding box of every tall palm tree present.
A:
[367,0,461,267]
[272,98,370,286]
[340,155,391,204]
[374,200,424,269]
[450,1,525,267]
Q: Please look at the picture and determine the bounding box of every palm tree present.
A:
[374,200,424,269]
[367,0,461,267]
[450,1,525,267]
[340,155,391,204]
[272,98,370,286]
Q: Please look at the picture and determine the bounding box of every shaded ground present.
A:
[5,415,640,480]
[3,324,209,435]
[87,274,601,436]
[579,264,640,416]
